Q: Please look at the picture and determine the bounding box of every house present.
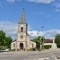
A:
[44,39,53,45]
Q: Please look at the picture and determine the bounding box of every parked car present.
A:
[0,49,9,52]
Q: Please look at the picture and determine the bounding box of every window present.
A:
[13,43,15,47]
[21,27,23,32]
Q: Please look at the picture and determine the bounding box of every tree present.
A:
[0,30,6,46]
[0,30,12,49]
[55,34,60,48]
[6,37,12,49]
[32,36,45,50]
[33,36,40,50]
[41,37,45,50]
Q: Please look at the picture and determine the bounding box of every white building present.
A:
[11,9,36,51]
[44,39,57,49]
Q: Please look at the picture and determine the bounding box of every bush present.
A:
[32,48,36,51]
[57,44,60,48]
[44,45,51,49]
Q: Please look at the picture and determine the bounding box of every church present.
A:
[11,9,36,51]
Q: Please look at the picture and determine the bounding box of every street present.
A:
[0,49,60,60]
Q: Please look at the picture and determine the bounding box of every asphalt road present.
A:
[0,49,60,60]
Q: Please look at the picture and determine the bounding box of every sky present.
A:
[0,0,60,39]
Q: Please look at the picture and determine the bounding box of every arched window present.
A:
[21,27,23,32]
[13,43,15,47]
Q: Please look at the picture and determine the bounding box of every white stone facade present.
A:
[11,9,36,51]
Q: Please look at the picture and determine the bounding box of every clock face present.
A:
[20,35,23,39]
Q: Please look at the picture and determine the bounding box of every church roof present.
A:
[19,8,26,24]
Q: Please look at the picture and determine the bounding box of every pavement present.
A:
[0,49,60,60]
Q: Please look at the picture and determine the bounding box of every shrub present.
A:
[57,44,60,48]
[44,45,51,49]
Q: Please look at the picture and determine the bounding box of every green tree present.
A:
[55,34,60,48]
[32,36,45,50]
[6,36,12,49]
[0,30,12,49]
[33,36,40,50]
[41,37,45,50]
[0,30,6,46]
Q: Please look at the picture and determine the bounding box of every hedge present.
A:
[44,45,51,49]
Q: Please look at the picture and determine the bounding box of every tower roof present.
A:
[19,8,26,24]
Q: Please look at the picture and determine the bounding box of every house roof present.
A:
[44,39,53,43]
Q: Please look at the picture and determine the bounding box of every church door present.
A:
[20,43,23,50]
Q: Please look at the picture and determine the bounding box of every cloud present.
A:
[0,21,60,40]
[26,0,55,4]
[28,31,44,37]
[51,1,60,12]
[0,21,18,39]
[55,3,60,8]
[28,29,60,39]
[53,0,60,8]
[6,0,21,3]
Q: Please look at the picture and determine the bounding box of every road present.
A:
[0,49,60,60]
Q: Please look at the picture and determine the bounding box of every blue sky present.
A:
[0,0,60,39]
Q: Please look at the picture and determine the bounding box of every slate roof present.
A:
[19,8,26,24]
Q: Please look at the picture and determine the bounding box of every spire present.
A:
[19,8,26,24]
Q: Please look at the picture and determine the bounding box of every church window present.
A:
[21,27,23,32]
[13,43,15,47]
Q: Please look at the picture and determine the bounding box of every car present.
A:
[5,49,9,52]
[0,49,9,52]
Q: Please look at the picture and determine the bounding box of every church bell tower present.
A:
[16,9,28,51]
[11,8,36,51]
[18,8,27,34]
